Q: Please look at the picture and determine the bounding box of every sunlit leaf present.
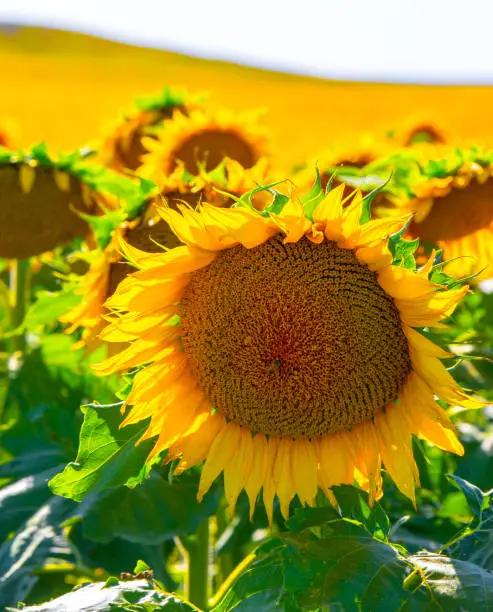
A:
[49,403,156,502]
[12,578,198,611]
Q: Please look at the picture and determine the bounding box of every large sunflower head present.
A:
[93,176,481,523]
[0,144,121,259]
[373,146,493,279]
[100,87,202,173]
[139,108,270,184]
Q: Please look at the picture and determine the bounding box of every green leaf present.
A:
[49,403,156,502]
[443,484,493,571]
[0,465,64,540]
[214,516,493,611]
[211,540,284,612]
[22,289,80,332]
[0,497,73,608]
[133,560,151,575]
[409,552,493,610]
[447,474,484,518]
[12,579,199,611]
[77,472,219,544]
[287,486,391,540]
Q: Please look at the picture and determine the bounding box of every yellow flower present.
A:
[378,155,493,280]
[387,113,450,147]
[94,183,480,523]
[100,88,203,173]
[139,108,270,184]
[60,205,179,352]
[0,148,106,259]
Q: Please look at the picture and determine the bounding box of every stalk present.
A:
[9,259,31,355]
[185,519,210,610]
[214,500,235,588]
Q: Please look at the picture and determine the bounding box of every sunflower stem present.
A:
[186,518,210,610]
[9,259,31,355]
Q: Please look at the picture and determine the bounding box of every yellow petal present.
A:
[92,339,176,375]
[316,433,353,491]
[262,437,279,527]
[19,164,36,194]
[291,438,318,506]
[244,434,268,520]
[53,169,71,193]
[378,265,439,300]
[224,427,254,519]
[345,215,410,250]
[375,407,418,505]
[198,422,242,502]
[312,184,344,225]
[273,438,294,520]
[171,412,226,474]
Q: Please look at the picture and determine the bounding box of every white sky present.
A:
[1,0,493,84]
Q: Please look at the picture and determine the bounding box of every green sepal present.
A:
[387,217,418,270]
[236,181,288,215]
[301,167,326,221]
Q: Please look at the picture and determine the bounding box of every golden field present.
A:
[3,26,493,169]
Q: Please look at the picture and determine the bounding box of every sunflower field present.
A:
[1,75,493,612]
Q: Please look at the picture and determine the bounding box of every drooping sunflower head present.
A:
[94,177,481,523]
[100,87,203,173]
[139,108,270,184]
[0,144,123,259]
[373,146,493,280]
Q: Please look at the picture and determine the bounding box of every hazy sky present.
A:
[2,0,492,84]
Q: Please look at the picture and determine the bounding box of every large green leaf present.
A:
[12,578,199,611]
[76,472,219,544]
[49,403,156,502]
[214,514,493,611]
[0,465,64,541]
[407,552,493,611]
[0,497,73,608]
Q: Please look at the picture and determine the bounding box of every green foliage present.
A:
[77,472,219,544]
[49,403,156,501]
[213,506,493,611]
[0,497,74,608]
[12,578,198,611]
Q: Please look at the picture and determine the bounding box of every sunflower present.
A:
[139,108,270,184]
[100,87,202,173]
[387,114,449,147]
[0,145,114,259]
[60,205,181,352]
[374,148,493,279]
[93,180,480,523]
